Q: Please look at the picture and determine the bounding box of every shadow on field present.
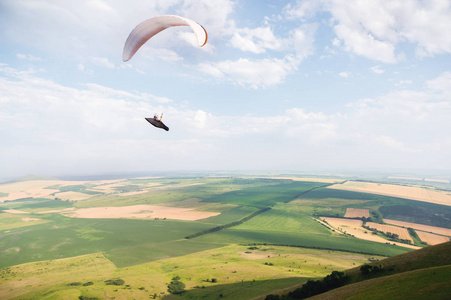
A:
[161,277,308,300]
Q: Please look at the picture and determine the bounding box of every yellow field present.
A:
[0,179,126,202]
[320,217,419,249]
[53,191,92,201]
[344,208,370,218]
[64,205,220,221]
[0,178,200,203]
[384,219,451,237]
[328,181,451,206]
[416,231,451,245]
[365,222,413,243]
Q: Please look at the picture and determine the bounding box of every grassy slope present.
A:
[306,241,451,300]
[0,245,380,300]
[308,265,451,300]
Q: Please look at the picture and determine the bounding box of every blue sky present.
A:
[1,0,451,178]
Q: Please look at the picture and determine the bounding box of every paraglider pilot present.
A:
[145,113,169,131]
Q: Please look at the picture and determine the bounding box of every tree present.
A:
[167,278,185,294]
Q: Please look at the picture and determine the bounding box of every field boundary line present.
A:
[286,184,334,203]
[185,207,271,239]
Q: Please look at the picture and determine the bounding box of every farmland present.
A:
[416,231,450,245]
[1,174,450,299]
[319,217,419,249]
[328,180,451,206]
[364,222,414,243]
[344,208,370,218]
[384,219,451,236]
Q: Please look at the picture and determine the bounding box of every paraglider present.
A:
[123,15,208,62]
[145,114,169,131]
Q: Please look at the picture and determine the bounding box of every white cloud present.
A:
[376,135,420,153]
[370,65,385,74]
[192,110,209,129]
[426,71,451,96]
[198,57,297,89]
[332,38,341,47]
[395,80,413,88]
[16,53,42,61]
[230,27,286,54]
[285,0,451,62]
[0,0,235,67]
[139,47,184,63]
[198,23,316,88]
[291,23,317,60]
[284,0,323,21]
[338,71,349,78]
[179,0,235,35]
[1,65,451,176]
[333,23,397,63]
[91,57,115,69]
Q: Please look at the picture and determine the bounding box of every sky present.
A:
[1,0,451,179]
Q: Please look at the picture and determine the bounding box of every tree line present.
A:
[185,207,271,239]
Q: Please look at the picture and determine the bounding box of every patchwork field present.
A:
[328,181,451,206]
[320,217,419,249]
[1,175,450,299]
[365,222,414,243]
[0,179,128,202]
[384,219,451,237]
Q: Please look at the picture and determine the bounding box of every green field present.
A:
[0,175,449,299]
[0,215,222,268]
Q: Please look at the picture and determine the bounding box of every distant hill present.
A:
[272,241,451,299]
[1,174,58,184]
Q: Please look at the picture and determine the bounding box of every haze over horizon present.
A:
[1,1,451,179]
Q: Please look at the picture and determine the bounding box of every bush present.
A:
[105,278,125,286]
[360,264,384,275]
[289,271,349,299]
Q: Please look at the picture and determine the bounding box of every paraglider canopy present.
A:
[123,15,208,62]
